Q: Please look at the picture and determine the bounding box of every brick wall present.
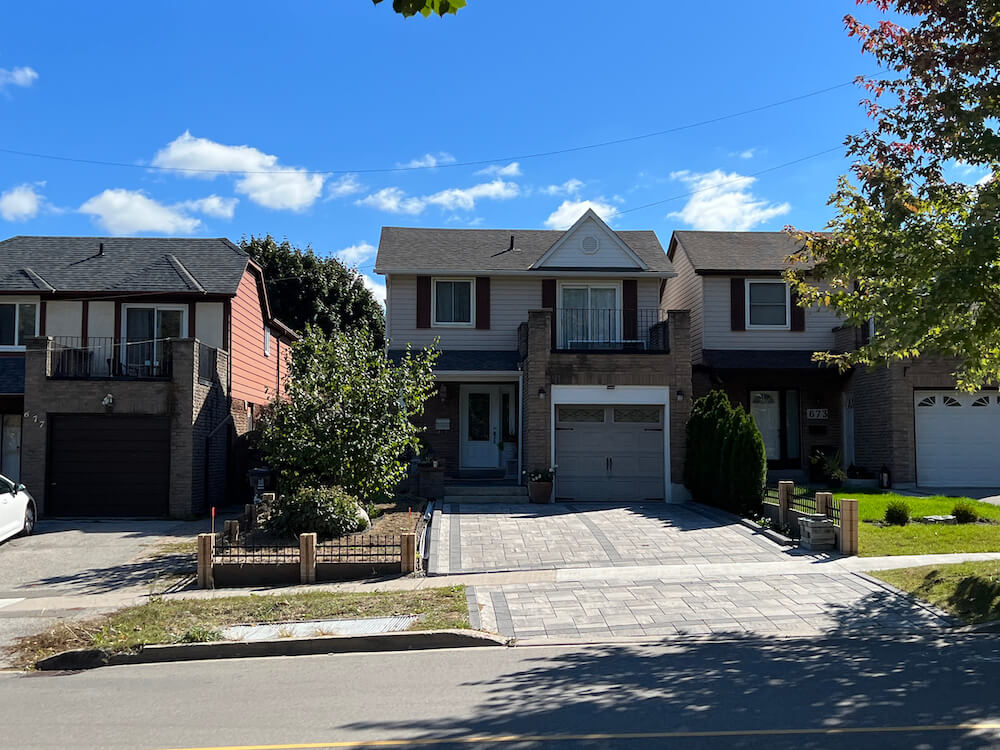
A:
[414,384,461,476]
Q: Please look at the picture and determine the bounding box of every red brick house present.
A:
[0,236,294,517]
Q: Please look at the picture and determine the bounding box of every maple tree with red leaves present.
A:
[786,0,1000,389]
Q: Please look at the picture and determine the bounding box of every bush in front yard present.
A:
[884,499,911,526]
[684,390,766,516]
[266,485,371,539]
[952,500,979,524]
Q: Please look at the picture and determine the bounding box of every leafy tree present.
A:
[259,329,437,502]
[785,0,1000,390]
[372,0,465,18]
[241,235,384,349]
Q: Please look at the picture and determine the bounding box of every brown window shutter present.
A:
[416,276,432,329]
[623,279,638,341]
[541,279,557,349]
[730,278,746,331]
[475,277,490,330]
[790,287,805,331]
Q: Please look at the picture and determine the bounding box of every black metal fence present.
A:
[317,535,403,563]
[763,484,818,513]
[827,497,842,523]
[555,308,670,352]
[213,541,300,564]
[51,336,173,379]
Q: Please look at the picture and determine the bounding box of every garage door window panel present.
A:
[557,407,605,423]
[613,407,661,423]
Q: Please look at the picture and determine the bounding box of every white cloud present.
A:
[544,199,619,230]
[151,131,324,211]
[362,274,386,307]
[668,170,790,231]
[476,161,521,177]
[356,187,426,215]
[541,178,584,197]
[0,66,38,91]
[326,173,363,199]
[423,179,519,211]
[0,183,43,221]
[177,195,238,219]
[739,149,755,159]
[357,179,519,215]
[336,241,376,267]
[397,152,456,169]
[80,189,201,235]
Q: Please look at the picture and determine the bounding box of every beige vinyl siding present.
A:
[87,302,115,340]
[195,302,224,350]
[46,301,82,338]
[538,216,645,269]
[702,275,841,350]
[661,247,704,362]
[387,275,661,351]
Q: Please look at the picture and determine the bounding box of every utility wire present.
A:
[0,80,858,177]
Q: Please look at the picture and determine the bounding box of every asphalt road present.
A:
[3,633,1000,749]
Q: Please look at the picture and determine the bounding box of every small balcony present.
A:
[51,336,174,379]
[554,308,670,353]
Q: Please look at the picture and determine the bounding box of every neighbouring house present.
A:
[664,230,1000,489]
[376,209,692,502]
[0,236,295,518]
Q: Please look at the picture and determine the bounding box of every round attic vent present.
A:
[582,235,599,254]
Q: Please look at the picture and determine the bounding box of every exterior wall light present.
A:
[676,390,685,401]
[538,387,546,400]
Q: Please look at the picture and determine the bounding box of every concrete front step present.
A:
[443,495,530,504]
[444,485,527,497]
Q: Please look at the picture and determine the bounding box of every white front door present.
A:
[750,390,781,460]
[461,386,501,469]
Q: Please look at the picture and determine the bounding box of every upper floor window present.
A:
[433,279,474,327]
[0,301,38,348]
[264,328,271,357]
[746,280,789,329]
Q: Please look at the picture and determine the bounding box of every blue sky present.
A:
[0,1,894,302]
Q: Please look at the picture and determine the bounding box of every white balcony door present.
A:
[460,386,501,469]
[559,285,619,348]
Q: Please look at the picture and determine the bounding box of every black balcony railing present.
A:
[51,336,174,379]
[555,308,669,352]
[198,341,219,383]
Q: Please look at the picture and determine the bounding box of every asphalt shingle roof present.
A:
[671,231,814,274]
[0,236,249,295]
[375,227,672,274]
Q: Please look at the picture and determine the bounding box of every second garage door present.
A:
[47,415,171,516]
[555,405,665,501]
[914,390,1000,487]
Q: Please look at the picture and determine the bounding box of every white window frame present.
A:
[556,280,623,348]
[745,279,791,330]
[431,277,475,328]
[120,304,188,366]
[264,328,271,357]
[0,297,40,351]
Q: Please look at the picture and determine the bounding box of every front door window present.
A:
[750,389,800,465]
[467,392,491,442]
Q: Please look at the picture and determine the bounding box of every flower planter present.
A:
[528,481,553,504]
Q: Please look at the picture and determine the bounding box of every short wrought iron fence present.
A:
[51,336,174,379]
[198,342,219,382]
[827,497,842,523]
[317,534,403,564]
[555,308,670,352]
[213,541,299,565]
[763,484,817,513]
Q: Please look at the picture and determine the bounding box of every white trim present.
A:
[263,328,271,357]
[431,277,475,328]
[517,372,523,481]
[120,303,188,368]
[531,208,649,271]
[745,279,791,330]
[549,384,672,502]
[0,297,40,351]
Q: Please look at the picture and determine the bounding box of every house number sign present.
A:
[806,408,829,420]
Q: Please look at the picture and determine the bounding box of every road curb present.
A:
[34,629,507,671]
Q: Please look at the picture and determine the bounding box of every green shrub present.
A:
[266,485,370,539]
[684,390,766,516]
[179,625,222,643]
[884,499,911,526]
[952,500,978,524]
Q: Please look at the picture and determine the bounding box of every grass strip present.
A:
[871,561,1000,624]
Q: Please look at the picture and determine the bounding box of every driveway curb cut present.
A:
[34,629,507,671]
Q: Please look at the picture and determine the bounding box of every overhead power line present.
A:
[0,80,859,177]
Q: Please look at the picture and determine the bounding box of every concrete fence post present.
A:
[815,492,833,517]
[197,533,214,589]
[299,533,317,584]
[840,499,859,555]
[777,481,794,528]
[400,533,416,574]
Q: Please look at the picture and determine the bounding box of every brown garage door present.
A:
[47,415,170,516]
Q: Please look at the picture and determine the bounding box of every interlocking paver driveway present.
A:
[433,502,786,574]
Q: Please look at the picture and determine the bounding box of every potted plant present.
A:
[811,448,847,489]
[523,467,555,503]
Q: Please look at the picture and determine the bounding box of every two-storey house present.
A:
[0,236,294,518]
[376,210,692,502]
[666,230,1000,489]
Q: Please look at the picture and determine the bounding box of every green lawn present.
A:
[832,492,1000,557]
[872,560,1000,624]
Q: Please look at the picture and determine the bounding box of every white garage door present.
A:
[555,405,665,501]
[914,390,1000,487]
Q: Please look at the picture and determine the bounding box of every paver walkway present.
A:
[429,502,792,575]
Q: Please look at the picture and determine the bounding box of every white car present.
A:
[0,475,36,544]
